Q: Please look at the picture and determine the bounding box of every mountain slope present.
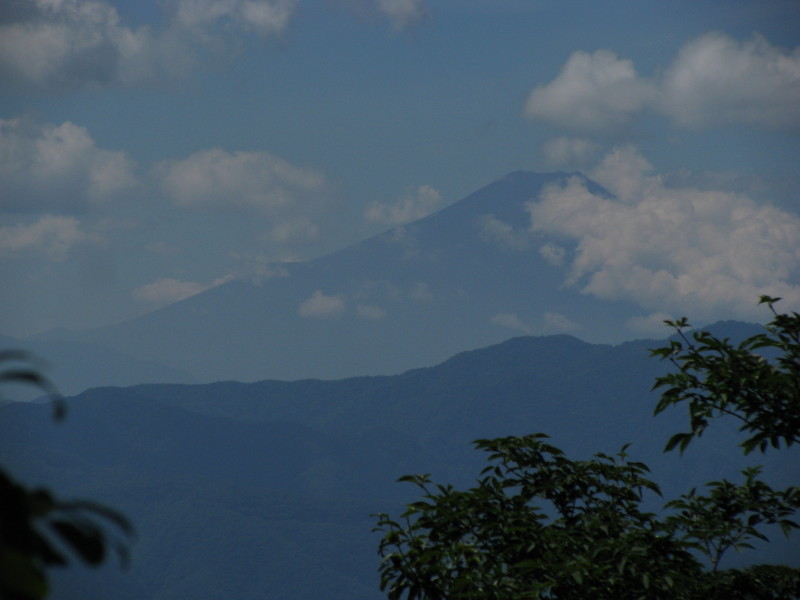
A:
[39,171,642,384]
[2,330,796,600]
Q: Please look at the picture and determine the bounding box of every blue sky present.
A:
[1,0,799,337]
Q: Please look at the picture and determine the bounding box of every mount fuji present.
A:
[36,171,649,384]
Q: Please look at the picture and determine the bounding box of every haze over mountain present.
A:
[2,331,796,600]
[35,171,651,385]
[0,334,195,398]
[2,5,798,600]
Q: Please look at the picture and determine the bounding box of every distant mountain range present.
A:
[29,171,649,387]
[0,334,196,398]
[2,328,796,600]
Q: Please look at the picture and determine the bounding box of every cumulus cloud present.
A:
[0,0,295,89]
[298,290,346,318]
[158,148,325,212]
[525,32,800,133]
[364,185,443,226]
[660,32,800,128]
[0,0,184,88]
[0,215,91,260]
[0,118,136,213]
[157,148,330,244]
[478,215,530,250]
[133,274,232,305]
[526,146,800,319]
[376,0,427,30]
[525,49,655,133]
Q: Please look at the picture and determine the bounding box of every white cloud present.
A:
[527,146,800,319]
[297,290,345,318]
[659,32,800,128]
[410,281,432,301]
[0,215,90,260]
[524,49,655,133]
[262,219,319,245]
[157,148,330,244]
[478,215,529,250]
[227,252,291,285]
[491,311,581,335]
[524,32,800,133]
[376,0,427,30]
[172,0,296,38]
[133,275,232,305]
[158,148,325,212]
[364,185,443,226]
[540,136,601,168]
[0,0,295,89]
[589,144,655,203]
[0,0,186,88]
[626,312,675,336]
[538,242,565,267]
[490,312,532,334]
[541,311,581,334]
[357,303,386,320]
[0,118,136,212]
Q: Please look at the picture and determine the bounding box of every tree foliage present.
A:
[0,351,134,600]
[651,296,800,455]
[375,299,800,599]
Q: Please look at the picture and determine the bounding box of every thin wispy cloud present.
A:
[625,312,675,336]
[298,290,346,318]
[540,136,602,169]
[490,312,532,334]
[376,0,427,30]
[133,275,232,305]
[490,311,581,335]
[364,185,443,226]
[541,311,581,334]
[478,215,530,251]
[356,303,386,320]
[171,0,296,37]
[0,215,92,260]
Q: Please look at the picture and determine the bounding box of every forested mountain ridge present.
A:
[2,326,796,599]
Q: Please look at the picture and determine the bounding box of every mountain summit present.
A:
[46,171,643,383]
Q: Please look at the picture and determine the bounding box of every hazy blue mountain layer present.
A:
[0,334,195,398]
[2,328,796,600]
[33,171,645,384]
